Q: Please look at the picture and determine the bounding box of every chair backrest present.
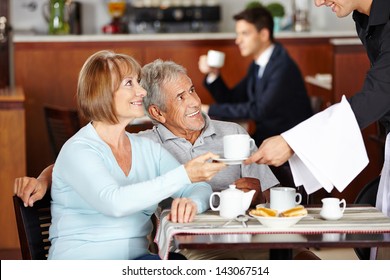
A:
[43,105,81,158]
[353,175,380,260]
[310,96,323,114]
[293,249,321,260]
[354,175,380,206]
[13,193,52,260]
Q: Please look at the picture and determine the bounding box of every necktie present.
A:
[252,63,260,92]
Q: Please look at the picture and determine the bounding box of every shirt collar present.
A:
[153,113,216,143]
[353,0,390,29]
[255,43,275,69]
[369,0,390,26]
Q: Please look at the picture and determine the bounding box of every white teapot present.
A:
[209,185,255,219]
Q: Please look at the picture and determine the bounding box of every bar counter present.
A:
[13,30,357,43]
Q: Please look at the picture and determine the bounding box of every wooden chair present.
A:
[293,249,321,260]
[43,105,81,158]
[310,96,323,114]
[13,192,159,259]
[353,175,381,260]
[13,193,52,260]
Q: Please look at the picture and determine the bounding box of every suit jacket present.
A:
[205,43,313,145]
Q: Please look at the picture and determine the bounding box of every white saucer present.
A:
[214,157,248,165]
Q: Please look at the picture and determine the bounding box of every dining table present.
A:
[154,205,390,260]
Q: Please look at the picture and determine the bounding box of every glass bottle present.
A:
[48,0,70,35]
[292,0,310,32]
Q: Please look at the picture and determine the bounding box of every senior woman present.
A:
[48,50,225,260]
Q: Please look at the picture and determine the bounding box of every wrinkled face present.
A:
[314,0,358,18]
[235,20,264,59]
[159,73,205,137]
[114,73,147,123]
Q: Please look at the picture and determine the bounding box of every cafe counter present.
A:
[14,30,357,43]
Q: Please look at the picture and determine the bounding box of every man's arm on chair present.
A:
[14,164,53,207]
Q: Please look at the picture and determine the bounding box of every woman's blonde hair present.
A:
[77,50,141,124]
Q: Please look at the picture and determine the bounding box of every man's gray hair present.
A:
[141,59,187,119]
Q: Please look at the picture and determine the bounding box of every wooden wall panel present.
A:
[282,38,333,77]
[14,42,143,177]
[282,39,334,108]
[0,87,25,249]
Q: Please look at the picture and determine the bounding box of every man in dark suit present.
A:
[198,7,313,187]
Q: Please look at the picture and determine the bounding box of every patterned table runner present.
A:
[155,207,390,259]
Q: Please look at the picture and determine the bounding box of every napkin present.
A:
[281,96,369,194]
[376,133,390,217]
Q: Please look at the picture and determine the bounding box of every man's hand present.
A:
[13,164,53,207]
[314,0,326,7]
[14,177,48,207]
[262,189,271,204]
[169,198,197,223]
[198,55,220,76]
[244,135,294,166]
[234,177,264,206]
[201,104,210,114]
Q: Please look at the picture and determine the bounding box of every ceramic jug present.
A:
[209,185,255,219]
[320,197,346,221]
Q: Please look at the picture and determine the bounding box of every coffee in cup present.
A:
[207,50,225,68]
[270,187,302,212]
[223,134,255,159]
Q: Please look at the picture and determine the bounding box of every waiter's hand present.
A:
[169,198,197,223]
[244,135,294,166]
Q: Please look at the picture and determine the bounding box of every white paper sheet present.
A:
[377,134,390,217]
[281,96,369,194]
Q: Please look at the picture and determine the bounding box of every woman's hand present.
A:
[169,198,197,223]
[184,152,226,182]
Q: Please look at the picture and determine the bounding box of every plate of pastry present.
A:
[249,205,308,228]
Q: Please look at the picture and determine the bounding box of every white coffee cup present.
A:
[207,50,225,68]
[223,134,255,159]
[320,197,346,221]
[270,187,302,212]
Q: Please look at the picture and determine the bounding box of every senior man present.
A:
[140,59,279,202]
[14,59,279,260]
[139,59,279,260]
